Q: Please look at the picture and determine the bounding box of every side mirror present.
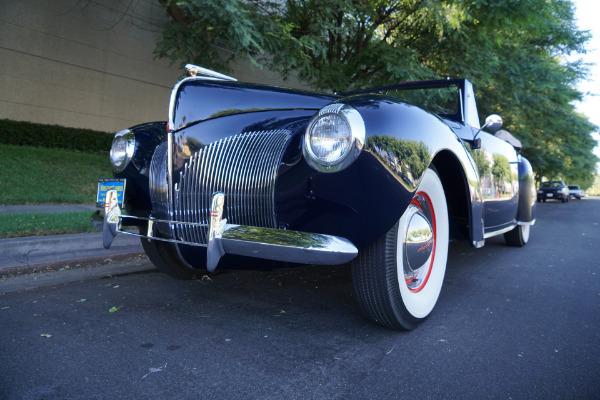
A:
[483,114,503,132]
[471,114,503,150]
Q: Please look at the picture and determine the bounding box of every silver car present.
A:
[568,185,582,199]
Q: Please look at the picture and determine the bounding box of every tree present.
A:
[154,0,284,72]
[155,0,598,185]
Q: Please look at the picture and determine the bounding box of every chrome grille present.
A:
[173,130,292,244]
[149,142,170,221]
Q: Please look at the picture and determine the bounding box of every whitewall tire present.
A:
[352,168,449,330]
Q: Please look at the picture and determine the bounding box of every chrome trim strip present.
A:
[484,218,535,239]
[483,224,516,239]
[121,215,209,228]
[119,230,207,247]
[167,131,174,223]
[517,219,536,226]
[168,77,191,132]
[168,65,237,132]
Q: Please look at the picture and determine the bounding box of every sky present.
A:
[572,0,600,163]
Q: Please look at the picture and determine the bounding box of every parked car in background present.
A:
[538,181,570,202]
[97,64,536,330]
[568,185,582,199]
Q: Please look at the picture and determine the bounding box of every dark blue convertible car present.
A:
[97,64,536,330]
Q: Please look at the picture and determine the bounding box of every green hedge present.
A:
[0,119,114,154]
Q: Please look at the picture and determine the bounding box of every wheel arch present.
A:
[430,150,476,243]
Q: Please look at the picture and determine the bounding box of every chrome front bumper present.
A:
[103,192,358,272]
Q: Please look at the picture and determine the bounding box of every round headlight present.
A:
[303,104,365,172]
[110,129,135,173]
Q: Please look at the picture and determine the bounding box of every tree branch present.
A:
[158,0,190,27]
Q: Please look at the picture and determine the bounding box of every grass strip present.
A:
[0,144,112,204]
[0,211,98,238]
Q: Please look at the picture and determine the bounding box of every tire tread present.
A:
[141,237,201,280]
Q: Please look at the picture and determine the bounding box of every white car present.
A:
[568,185,582,199]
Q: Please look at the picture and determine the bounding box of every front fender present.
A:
[115,121,167,218]
[347,95,483,244]
[295,94,484,248]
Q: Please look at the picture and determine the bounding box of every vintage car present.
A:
[97,64,536,330]
[537,181,570,202]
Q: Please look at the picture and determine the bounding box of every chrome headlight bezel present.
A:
[303,103,365,173]
[110,129,135,173]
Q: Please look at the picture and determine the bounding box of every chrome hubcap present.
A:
[403,193,435,291]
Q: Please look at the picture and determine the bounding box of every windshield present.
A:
[542,181,563,188]
[341,79,466,123]
[568,185,579,190]
[385,85,460,119]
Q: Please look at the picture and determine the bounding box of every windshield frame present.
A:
[340,79,480,128]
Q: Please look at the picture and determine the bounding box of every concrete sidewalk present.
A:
[0,204,144,272]
[0,232,143,270]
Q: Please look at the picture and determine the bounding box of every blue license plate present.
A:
[97,179,126,207]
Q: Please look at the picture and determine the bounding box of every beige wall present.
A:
[0,0,301,133]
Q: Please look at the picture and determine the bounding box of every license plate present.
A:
[97,179,126,207]
[547,193,553,197]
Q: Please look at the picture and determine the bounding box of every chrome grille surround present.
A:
[173,130,292,245]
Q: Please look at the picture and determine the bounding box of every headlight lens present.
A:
[308,114,352,162]
[303,104,365,172]
[110,129,135,173]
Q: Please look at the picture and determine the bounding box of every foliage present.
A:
[586,173,600,195]
[0,144,112,204]
[155,0,598,186]
[0,119,113,154]
[154,0,284,71]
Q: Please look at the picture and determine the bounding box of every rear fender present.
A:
[516,155,536,223]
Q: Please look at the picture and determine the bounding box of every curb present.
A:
[0,231,143,270]
[0,254,154,294]
[0,204,97,214]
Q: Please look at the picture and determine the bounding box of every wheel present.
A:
[543,199,546,203]
[351,168,449,330]
[140,231,201,279]
[537,198,541,203]
[504,224,530,247]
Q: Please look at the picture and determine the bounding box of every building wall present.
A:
[0,0,301,133]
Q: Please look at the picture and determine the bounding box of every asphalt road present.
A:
[1,198,598,399]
